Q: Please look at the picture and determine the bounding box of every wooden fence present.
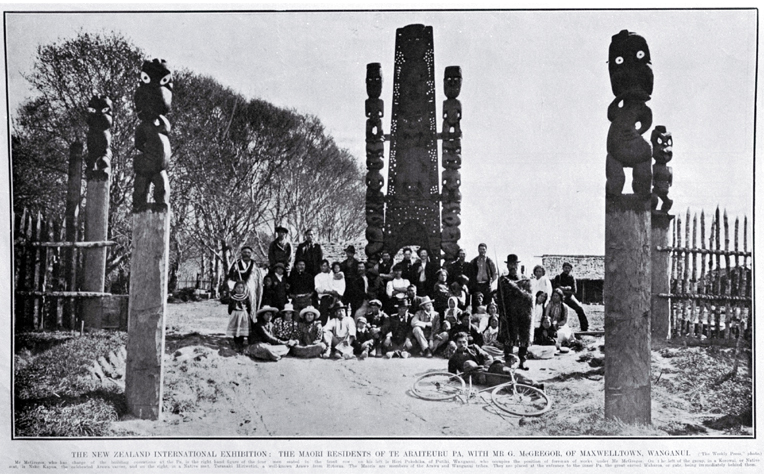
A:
[13,207,120,331]
[657,207,751,344]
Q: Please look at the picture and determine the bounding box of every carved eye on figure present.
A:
[159,74,172,86]
[101,107,110,114]
[87,107,96,114]
[657,138,663,145]
[636,51,645,59]
[615,56,624,65]
[141,72,151,83]
[667,138,673,146]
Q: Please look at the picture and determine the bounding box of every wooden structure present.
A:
[657,208,751,344]
[364,24,464,263]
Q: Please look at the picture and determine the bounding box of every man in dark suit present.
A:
[411,247,439,297]
[294,227,322,277]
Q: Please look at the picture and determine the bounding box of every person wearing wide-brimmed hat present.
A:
[273,303,299,342]
[322,302,356,359]
[380,298,414,358]
[291,306,327,358]
[411,296,448,358]
[268,225,292,273]
[247,306,293,361]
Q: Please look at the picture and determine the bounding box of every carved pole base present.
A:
[125,208,170,420]
[82,176,111,329]
[604,194,652,425]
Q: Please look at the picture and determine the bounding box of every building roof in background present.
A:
[541,255,604,280]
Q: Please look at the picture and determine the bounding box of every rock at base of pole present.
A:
[125,208,170,420]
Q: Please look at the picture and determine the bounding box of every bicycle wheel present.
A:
[412,372,466,401]
[491,383,551,416]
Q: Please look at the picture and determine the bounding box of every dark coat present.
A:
[295,241,323,276]
[497,276,533,347]
[268,239,292,271]
[411,260,439,297]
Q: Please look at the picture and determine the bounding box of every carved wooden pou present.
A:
[440,65,463,260]
[133,59,173,212]
[606,30,653,197]
[651,125,673,212]
[86,95,113,180]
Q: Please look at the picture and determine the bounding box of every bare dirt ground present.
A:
[111,300,751,437]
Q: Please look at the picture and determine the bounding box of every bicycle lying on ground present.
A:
[410,354,552,417]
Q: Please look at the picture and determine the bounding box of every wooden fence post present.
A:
[64,141,84,329]
[651,212,673,341]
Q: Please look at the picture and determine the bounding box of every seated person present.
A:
[273,302,299,342]
[481,315,504,358]
[472,305,491,334]
[322,302,356,359]
[381,298,414,358]
[448,331,493,375]
[534,316,558,346]
[442,296,463,331]
[352,317,375,360]
[364,299,389,357]
[291,306,326,358]
[444,311,484,359]
[411,296,448,358]
[247,306,294,361]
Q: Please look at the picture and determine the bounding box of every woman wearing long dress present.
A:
[545,288,576,348]
[227,246,264,321]
[530,265,553,302]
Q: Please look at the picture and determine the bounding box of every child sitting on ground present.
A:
[534,316,557,346]
[226,281,252,352]
[353,317,375,360]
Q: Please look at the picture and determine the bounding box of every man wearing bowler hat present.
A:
[268,225,292,273]
[497,254,534,370]
[552,262,589,332]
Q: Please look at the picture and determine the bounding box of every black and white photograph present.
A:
[1,4,760,472]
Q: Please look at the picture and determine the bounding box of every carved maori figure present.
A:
[441,169,462,203]
[86,95,113,180]
[365,63,386,257]
[133,59,173,212]
[440,65,463,261]
[650,125,673,212]
[606,30,653,198]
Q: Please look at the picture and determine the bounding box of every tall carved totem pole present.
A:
[364,24,463,262]
[604,30,675,425]
[125,58,173,420]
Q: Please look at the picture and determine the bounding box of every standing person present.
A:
[268,226,292,273]
[411,296,448,358]
[288,259,315,317]
[496,254,534,370]
[399,247,416,282]
[291,306,327,358]
[381,298,415,358]
[531,291,548,344]
[226,281,252,352]
[322,302,356,359]
[469,243,497,308]
[314,260,342,325]
[378,250,394,282]
[339,245,361,286]
[227,246,263,318]
[412,247,438,297]
[294,227,323,277]
[445,247,469,285]
[552,262,589,331]
[432,269,451,315]
[365,261,386,309]
[269,263,289,310]
[345,260,369,319]
[531,265,553,302]
[384,264,410,314]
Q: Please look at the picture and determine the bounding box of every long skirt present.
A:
[226,309,250,337]
[247,343,290,361]
[290,343,327,358]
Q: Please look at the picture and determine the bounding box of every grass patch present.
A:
[162,350,225,416]
[15,331,128,437]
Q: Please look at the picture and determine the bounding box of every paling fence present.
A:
[659,207,752,344]
[13,207,116,331]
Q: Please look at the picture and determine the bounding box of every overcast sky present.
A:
[4,8,756,269]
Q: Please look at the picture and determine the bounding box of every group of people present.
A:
[224,227,589,373]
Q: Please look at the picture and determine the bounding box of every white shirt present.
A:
[315,272,334,297]
[386,278,411,298]
[531,275,553,301]
[324,317,356,339]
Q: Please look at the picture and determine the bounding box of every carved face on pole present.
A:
[651,125,673,164]
[444,66,462,99]
[366,63,383,99]
[135,59,173,121]
[87,95,113,130]
[608,30,653,98]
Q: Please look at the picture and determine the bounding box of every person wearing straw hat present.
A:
[322,302,356,359]
[273,302,299,343]
[411,296,448,358]
[247,305,293,361]
[226,246,264,318]
[268,225,292,273]
[291,306,327,358]
[226,280,252,353]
